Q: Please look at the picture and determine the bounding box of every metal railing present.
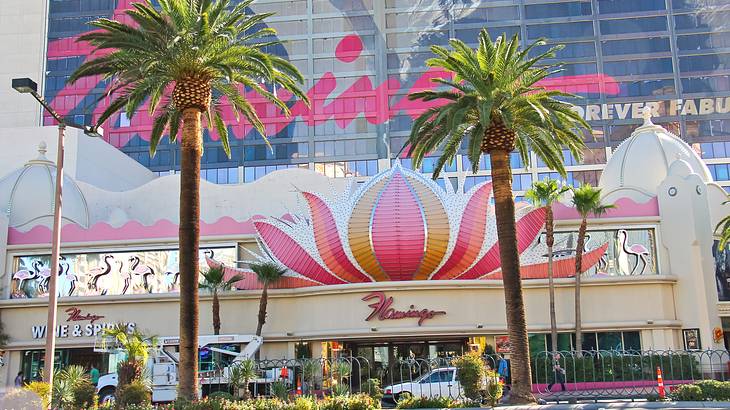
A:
[533,349,730,401]
[200,350,730,403]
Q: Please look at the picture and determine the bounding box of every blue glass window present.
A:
[602,37,671,55]
[600,17,667,35]
[525,2,592,19]
[464,176,492,193]
[597,0,665,14]
[675,12,730,31]
[616,79,676,97]
[527,22,594,39]
[681,75,730,93]
[604,58,674,76]
[512,174,533,191]
[677,32,730,51]
[679,53,730,74]
[709,164,730,181]
[462,155,491,172]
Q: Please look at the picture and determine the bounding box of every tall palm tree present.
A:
[717,200,730,249]
[406,31,589,403]
[250,262,287,338]
[200,266,243,335]
[526,179,569,357]
[571,184,614,355]
[69,0,308,399]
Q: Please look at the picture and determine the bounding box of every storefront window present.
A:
[10,247,236,299]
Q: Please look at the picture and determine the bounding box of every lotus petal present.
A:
[370,171,426,281]
[431,183,492,280]
[457,207,546,280]
[254,221,346,285]
[302,192,371,283]
[482,243,609,280]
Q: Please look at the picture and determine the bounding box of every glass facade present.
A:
[44,0,730,193]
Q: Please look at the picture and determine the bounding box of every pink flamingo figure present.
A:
[36,261,53,295]
[617,230,651,275]
[163,271,180,291]
[89,255,114,295]
[57,256,77,297]
[12,260,42,295]
[121,259,133,295]
[129,256,155,293]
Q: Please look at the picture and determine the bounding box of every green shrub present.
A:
[669,384,703,401]
[361,378,383,401]
[24,381,51,409]
[484,370,503,407]
[117,380,151,408]
[645,393,660,402]
[208,391,236,401]
[395,396,471,409]
[331,383,350,397]
[73,379,98,408]
[271,381,289,401]
[452,351,487,401]
[695,380,730,401]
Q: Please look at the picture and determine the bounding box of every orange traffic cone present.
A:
[656,366,665,399]
[296,375,303,395]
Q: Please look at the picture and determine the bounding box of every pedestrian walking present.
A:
[496,354,510,390]
[14,371,23,387]
[547,354,566,392]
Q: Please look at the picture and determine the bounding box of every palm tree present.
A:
[250,262,287,339]
[526,179,569,356]
[102,325,157,391]
[200,266,243,335]
[69,0,308,399]
[717,201,730,249]
[229,359,257,399]
[571,184,614,355]
[406,31,589,403]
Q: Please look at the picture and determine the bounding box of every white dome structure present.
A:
[0,142,89,229]
[599,112,712,197]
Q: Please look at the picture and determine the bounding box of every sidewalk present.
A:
[501,401,730,409]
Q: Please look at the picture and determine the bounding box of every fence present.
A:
[201,350,730,403]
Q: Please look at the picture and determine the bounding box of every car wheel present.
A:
[99,387,116,404]
[394,391,412,403]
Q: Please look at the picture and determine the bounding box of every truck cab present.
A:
[96,334,263,403]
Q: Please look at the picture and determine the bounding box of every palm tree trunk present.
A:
[178,108,202,400]
[489,150,534,404]
[574,219,587,356]
[213,289,220,335]
[257,284,268,336]
[255,283,269,360]
[546,207,558,356]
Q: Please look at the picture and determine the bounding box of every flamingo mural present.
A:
[617,229,652,275]
[128,256,155,293]
[57,256,78,297]
[89,255,114,296]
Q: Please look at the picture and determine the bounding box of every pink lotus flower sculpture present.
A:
[207,164,608,289]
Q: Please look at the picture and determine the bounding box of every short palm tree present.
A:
[526,179,570,356]
[229,359,257,399]
[250,262,287,339]
[102,325,157,390]
[571,184,614,355]
[200,266,243,335]
[69,0,308,399]
[406,30,589,403]
[717,201,730,249]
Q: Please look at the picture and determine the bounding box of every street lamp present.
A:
[12,77,103,390]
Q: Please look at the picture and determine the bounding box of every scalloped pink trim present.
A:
[552,196,659,220]
[6,215,278,245]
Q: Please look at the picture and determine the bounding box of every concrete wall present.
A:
[0,0,47,127]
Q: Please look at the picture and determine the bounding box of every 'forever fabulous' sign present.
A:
[362,291,446,326]
[31,307,135,339]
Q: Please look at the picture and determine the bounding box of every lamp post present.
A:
[12,78,103,391]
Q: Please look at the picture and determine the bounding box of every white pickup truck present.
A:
[95,334,263,403]
[383,367,463,403]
